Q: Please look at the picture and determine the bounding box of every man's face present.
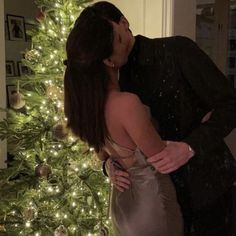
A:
[109,17,134,68]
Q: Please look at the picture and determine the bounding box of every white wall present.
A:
[173,0,196,40]
[145,0,164,38]
[92,0,166,38]
[104,0,145,36]
[0,0,7,168]
[92,0,196,40]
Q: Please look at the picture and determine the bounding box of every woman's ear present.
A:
[103,58,115,68]
[119,16,129,30]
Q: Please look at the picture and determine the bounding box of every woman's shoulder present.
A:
[106,92,144,116]
[112,92,147,120]
[114,92,142,106]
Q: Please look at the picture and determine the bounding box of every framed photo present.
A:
[230,39,236,51]
[5,20,9,40]
[6,85,17,107]
[17,61,31,76]
[6,60,15,77]
[25,23,37,42]
[7,14,26,41]
[228,57,236,69]
[227,74,236,87]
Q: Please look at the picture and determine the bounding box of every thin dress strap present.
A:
[106,138,137,160]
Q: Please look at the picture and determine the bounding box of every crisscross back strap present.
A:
[106,138,137,160]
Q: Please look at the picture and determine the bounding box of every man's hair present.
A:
[92,1,123,23]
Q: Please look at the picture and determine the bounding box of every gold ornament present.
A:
[0,225,6,232]
[25,49,40,63]
[46,85,62,99]
[9,81,25,109]
[9,92,25,109]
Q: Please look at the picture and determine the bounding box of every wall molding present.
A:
[0,0,7,168]
[162,0,174,37]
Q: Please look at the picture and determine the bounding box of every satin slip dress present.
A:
[107,139,184,236]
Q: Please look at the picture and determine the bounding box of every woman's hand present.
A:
[105,158,131,192]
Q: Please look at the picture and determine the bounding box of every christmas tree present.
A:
[0,0,112,235]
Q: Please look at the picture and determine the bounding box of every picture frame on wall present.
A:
[25,23,37,42]
[17,61,31,76]
[230,39,236,51]
[5,21,9,40]
[6,14,26,41]
[229,56,236,69]
[6,60,15,77]
[228,74,235,85]
[6,85,17,107]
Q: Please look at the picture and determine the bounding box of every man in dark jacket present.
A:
[92,1,236,235]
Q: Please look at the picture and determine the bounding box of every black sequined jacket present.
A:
[119,35,236,211]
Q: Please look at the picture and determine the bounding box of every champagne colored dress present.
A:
[108,140,184,236]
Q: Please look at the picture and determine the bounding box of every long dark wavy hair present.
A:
[64,3,122,152]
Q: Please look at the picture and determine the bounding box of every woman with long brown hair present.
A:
[64,4,183,236]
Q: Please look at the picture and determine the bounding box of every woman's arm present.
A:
[98,150,131,192]
[118,92,166,158]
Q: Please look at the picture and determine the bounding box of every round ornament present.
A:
[52,123,68,140]
[24,49,40,63]
[0,225,6,232]
[23,206,38,221]
[35,163,51,178]
[9,92,25,109]
[36,8,45,21]
[54,225,68,236]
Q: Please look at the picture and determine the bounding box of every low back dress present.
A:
[106,139,184,236]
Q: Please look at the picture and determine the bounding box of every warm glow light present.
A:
[48,187,53,192]
[25,221,31,228]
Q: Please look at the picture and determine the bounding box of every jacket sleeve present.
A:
[175,36,236,156]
